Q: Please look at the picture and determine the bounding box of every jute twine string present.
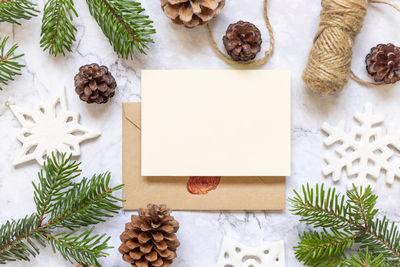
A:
[207,0,274,67]
[303,0,400,94]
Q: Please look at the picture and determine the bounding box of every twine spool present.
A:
[303,0,368,94]
[304,0,400,94]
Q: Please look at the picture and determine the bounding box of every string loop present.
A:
[207,0,274,67]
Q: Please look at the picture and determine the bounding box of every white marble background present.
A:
[1,0,400,266]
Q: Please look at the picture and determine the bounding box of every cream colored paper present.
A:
[122,103,286,211]
[141,70,291,176]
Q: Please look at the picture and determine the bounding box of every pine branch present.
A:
[40,0,78,56]
[0,37,24,91]
[33,153,81,224]
[46,228,111,266]
[289,184,400,266]
[289,184,354,231]
[0,214,46,263]
[340,249,386,267]
[0,153,123,265]
[347,186,378,228]
[295,229,355,266]
[85,0,156,59]
[0,0,39,24]
[359,217,400,264]
[47,172,123,230]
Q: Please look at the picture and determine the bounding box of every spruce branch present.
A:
[0,0,39,24]
[289,184,400,266]
[46,229,111,266]
[340,249,386,267]
[0,214,46,263]
[40,0,78,56]
[0,153,123,265]
[47,172,123,230]
[0,37,24,91]
[86,0,156,59]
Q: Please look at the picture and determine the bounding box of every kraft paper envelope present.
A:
[122,103,286,211]
[141,70,291,176]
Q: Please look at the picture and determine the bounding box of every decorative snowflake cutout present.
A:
[10,88,100,166]
[322,103,400,189]
[216,237,285,267]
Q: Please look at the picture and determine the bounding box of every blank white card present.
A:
[141,70,291,177]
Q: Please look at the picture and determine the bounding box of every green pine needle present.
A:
[86,0,156,59]
[40,0,78,56]
[340,249,387,267]
[0,37,24,91]
[0,153,123,265]
[0,0,39,25]
[47,228,111,266]
[289,184,400,266]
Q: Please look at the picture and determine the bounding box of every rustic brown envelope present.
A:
[122,103,286,210]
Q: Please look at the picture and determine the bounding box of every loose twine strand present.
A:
[303,0,400,94]
[207,0,274,67]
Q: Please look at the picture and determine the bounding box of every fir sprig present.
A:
[340,249,386,267]
[40,0,78,56]
[289,184,400,266]
[86,0,156,59]
[0,154,123,266]
[0,37,24,91]
[0,0,39,25]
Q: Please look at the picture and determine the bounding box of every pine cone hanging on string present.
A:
[161,0,225,28]
[74,63,117,104]
[366,43,400,84]
[119,204,180,267]
[223,21,262,62]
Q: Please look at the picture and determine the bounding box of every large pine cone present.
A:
[366,43,400,84]
[74,63,117,104]
[119,204,180,267]
[161,0,225,28]
[223,21,262,62]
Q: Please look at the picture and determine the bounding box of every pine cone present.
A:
[223,21,262,62]
[119,204,180,267]
[74,63,117,104]
[161,0,225,28]
[74,265,95,267]
[366,43,400,84]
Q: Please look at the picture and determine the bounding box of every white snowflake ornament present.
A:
[10,88,100,166]
[216,237,285,267]
[322,103,400,189]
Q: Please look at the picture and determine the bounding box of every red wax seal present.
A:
[187,176,221,195]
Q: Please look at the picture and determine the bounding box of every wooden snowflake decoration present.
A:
[322,104,400,189]
[10,88,100,166]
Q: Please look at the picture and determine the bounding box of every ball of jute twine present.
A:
[207,0,274,67]
[303,0,400,94]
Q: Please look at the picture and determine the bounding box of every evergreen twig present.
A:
[0,0,39,24]
[289,184,400,266]
[0,153,123,266]
[85,0,155,59]
[340,249,387,267]
[0,37,24,91]
[40,0,78,56]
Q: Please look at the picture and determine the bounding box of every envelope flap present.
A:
[123,102,141,130]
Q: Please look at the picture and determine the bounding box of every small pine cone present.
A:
[74,265,95,267]
[366,43,400,84]
[223,21,262,62]
[161,0,225,28]
[119,204,180,267]
[74,63,117,104]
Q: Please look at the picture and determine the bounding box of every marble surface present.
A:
[1,0,400,266]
